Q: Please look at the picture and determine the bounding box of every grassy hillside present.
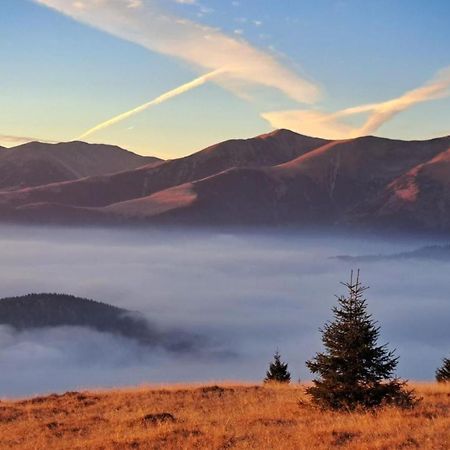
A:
[0,383,449,449]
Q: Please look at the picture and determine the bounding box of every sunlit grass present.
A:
[0,382,449,449]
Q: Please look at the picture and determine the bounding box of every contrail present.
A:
[77,69,224,140]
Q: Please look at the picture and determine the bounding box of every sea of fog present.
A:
[0,225,449,397]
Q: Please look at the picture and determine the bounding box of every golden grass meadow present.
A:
[0,382,449,449]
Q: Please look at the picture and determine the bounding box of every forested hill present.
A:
[0,293,189,351]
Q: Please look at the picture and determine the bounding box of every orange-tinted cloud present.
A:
[263,67,450,138]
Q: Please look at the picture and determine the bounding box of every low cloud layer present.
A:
[0,226,449,397]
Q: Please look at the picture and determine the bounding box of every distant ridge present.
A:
[0,141,162,191]
[333,244,450,262]
[1,130,450,233]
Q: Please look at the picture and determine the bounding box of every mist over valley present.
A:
[0,225,448,397]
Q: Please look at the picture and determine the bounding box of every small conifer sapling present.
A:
[265,350,291,383]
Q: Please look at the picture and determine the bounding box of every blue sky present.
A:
[1,0,449,157]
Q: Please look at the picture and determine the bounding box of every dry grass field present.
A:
[0,382,449,449]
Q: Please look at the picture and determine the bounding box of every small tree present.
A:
[306,271,415,410]
[436,358,450,383]
[265,350,291,383]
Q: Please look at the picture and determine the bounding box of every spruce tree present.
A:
[306,271,415,410]
[436,358,450,383]
[265,350,291,383]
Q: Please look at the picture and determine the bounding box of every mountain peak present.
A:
[258,129,308,140]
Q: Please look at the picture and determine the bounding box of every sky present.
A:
[1,0,449,158]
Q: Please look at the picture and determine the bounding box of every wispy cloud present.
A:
[34,0,319,105]
[32,1,449,142]
[77,69,223,139]
[263,67,450,139]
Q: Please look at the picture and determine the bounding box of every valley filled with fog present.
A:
[0,225,449,397]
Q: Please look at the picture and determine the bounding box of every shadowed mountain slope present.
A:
[352,145,450,231]
[102,135,450,228]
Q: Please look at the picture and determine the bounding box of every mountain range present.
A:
[1,130,449,233]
